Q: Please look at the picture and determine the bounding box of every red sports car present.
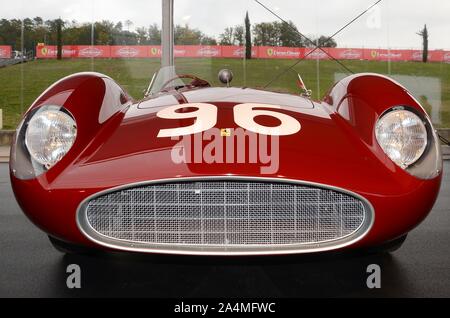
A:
[9,2,443,256]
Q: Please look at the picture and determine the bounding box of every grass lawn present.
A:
[0,58,449,129]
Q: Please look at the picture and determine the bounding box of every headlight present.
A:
[375,109,427,168]
[25,107,77,169]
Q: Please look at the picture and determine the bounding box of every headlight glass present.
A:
[375,109,427,168]
[25,108,77,169]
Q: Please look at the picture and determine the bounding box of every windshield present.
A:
[145,0,450,111]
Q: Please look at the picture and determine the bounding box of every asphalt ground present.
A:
[0,162,449,298]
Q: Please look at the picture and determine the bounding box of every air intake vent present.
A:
[77,179,373,255]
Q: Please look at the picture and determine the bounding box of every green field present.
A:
[0,58,449,129]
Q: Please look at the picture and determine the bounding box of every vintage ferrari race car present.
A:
[9,0,443,256]
[9,66,443,255]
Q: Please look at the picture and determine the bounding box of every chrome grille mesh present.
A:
[84,181,368,248]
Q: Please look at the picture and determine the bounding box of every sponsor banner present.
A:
[35,45,450,63]
[36,45,75,58]
[149,46,162,58]
[363,49,412,62]
[411,50,426,62]
[36,44,52,58]
[443,51,450,63]
[75,45,110,58]
[36,45,110,58]
[421,50,450,63]
[328,48,364,60]
[111,46,149,58]
[221,46,258,58]
[258,46,303,59]
[304,48,330,60]
[149,45,224,58]
[410,50,443,62]
[195,45,222,57]
[175,45,222,58]
[0,46,12,59]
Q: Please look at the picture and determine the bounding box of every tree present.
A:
[219,27,234,45]
[317,35,337,48]
[201,36,217,45]
[124,20,133,32]
[233,26,244,46]
[56,18,63,60]
[175,24,202,45]
[95,20,115,45]
[174,24,215,45]
[63,22,92,45]
[219,25,244,46]
[245,12,252,59]
[252,20,306,47]
[136,26,148,44]
[148,23,161,44]
[253,22,281,46]
[0,16,340,54]
[32,17,48,45]
[305,35,337,48]
[279,21,304,47]
[114,22,123,32]
[417,24,429,63]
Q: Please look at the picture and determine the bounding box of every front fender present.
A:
[324,73,442,180]
[10,72,132,181]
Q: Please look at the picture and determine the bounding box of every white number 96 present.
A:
[157,103,301,138]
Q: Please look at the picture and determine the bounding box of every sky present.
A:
[2,0,450,49]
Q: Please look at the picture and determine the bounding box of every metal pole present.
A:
[161,0,174,67]
[91,5,95,72]
[20,19,24,115]
[91,21,95,71]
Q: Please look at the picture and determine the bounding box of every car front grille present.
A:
[78,179,373,254]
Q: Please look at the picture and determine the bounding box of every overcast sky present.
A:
[2,0,450,49]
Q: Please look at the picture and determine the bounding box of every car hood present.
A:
[53,87,405,194]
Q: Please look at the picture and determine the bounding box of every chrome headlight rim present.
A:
[375,106,431,169]
[23,105,77,170]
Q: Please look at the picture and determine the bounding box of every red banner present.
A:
[363,49,409,62]
[36,45,110,58]
[328,48,364,60]
[111,46,149,58]
[75,45,110,58]
[221,46,257,58]
[35,45,450,63]
[258,46,303,59]
[444,52,450,63]
[36,45,74,58]
[0,46,12,59]
[148,46,162,58]
[304,48,330,60]
[174,45,222,58]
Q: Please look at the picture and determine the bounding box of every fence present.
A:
[34,45,450,63]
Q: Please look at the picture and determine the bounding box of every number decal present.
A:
[157,103,301,137]
[156,103,217,138]
[234,103,301,136]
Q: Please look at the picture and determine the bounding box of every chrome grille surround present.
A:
[77,177,374,255]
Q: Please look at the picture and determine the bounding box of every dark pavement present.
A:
[0,162,449,298]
